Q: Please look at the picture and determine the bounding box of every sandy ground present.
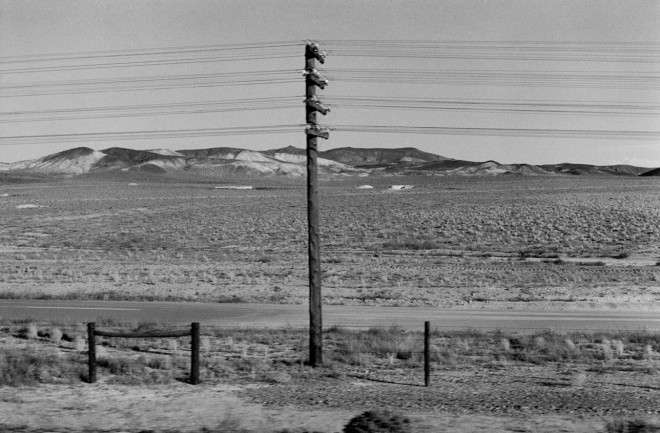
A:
[0,382,626,433]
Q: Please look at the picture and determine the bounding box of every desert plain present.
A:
[1,174,660,432]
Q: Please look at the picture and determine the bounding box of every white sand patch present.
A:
[147,148,185,157]
[13,150,107,174]
[228,160,306,176]
[270,153,306,164]
[136,158,187,170]
[400,156,426,163]
[272,153,348,168]
[234,150,274,163]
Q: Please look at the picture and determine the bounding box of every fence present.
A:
[331,321,433,386]
[87,322,200,384]
[80,320,657,387]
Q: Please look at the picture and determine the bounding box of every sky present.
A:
[1,0,659,166]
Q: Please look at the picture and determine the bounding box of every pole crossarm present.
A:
[305,124,330,139]
[303,68,329,89]
[305,96,331,115]
[305,42,326,64]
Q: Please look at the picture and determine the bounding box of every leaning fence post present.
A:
[190,322,200,385]
[87,322,97,384]
[424,321,430,387]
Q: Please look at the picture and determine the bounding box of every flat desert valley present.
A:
[2,175,659,309]
[1,175,659,432]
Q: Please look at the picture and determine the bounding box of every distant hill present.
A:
[319,147,448,165]
[176,147,245,159]
[0,145,655,180]
[640,167,660,177]
[1,147,106,174]
[262,146,307,156]
[539,163,651,176]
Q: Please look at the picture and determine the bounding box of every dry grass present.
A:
[0,342,85,386]
[604,418,660,433]
[2,319,658,387]
[1,177,659,307]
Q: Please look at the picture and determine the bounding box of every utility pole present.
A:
[304,42,329,366]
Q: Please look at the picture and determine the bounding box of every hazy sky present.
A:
[1,0,659,166]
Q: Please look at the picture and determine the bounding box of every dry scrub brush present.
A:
[2,318,659,386]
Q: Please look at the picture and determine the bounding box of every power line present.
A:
[324,96,660,117]
[329,125,660,140]
[0,70,300,97]
[322,40,660,63]
[3,67,656,98]
[0,41,302,62]
[2,124,658,146]
[0,125,306,145]
[0,41,303,74]
[0,97,303,122]
[3,96,657,123]
[323,68,660,89]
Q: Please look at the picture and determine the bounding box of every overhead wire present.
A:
[0,41,303,74]
[3,67,657,98]
[0,70,300,97]
[2,40,659,147]
[324,96,660,117]
[328,125,660,140]
[322,68,660,89]
[0,41,302,62]
[0,125,307,146]
[0,97,303,123]
[3,124,657,146]
[322,40,660,63]
[3,96,658,123]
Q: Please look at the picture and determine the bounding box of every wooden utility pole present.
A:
[424,321,431,386]
[304,42,329,366]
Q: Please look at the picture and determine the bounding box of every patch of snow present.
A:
[271,153,349,169]
[271,153,305,164]
[482,167,508,175]
[147,149,184,157]
[135,157,186,170]
[230,160,275,174]
[448,166,507,176]
[5,150,106,174]
[227,160,306,176]
[400,157,426,163]
[207,151,239,160]
[234,150,274,163]
[478,161,501,169]
[214,186,253,190]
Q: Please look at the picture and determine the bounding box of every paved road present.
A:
[1,299,659,332]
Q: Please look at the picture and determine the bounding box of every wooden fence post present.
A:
[87,322,96,384]
[190,322,200,385]
[424,321,430,387]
